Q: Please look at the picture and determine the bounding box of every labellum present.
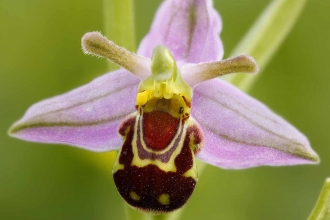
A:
[113,46,203,212]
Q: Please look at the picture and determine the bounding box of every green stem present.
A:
[125,204,152,220]
[103,0,136,71]
[103,0,137,219]
[151,208,183,220]
[223,0,307,91]
[152,214,169,220]
[308,179,330,220]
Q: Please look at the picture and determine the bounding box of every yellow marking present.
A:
[183,122,199,180]
[158,194,170,205]
[136,90,150,106]
[142,94,190,119]
[182,143,198,180]
[130,191,140,201]
[112,149,124,173]
[131,115,188,172]
[183,167,197,180]
[112,136,130,174]
[113,113,139,174]
[189,135,196,150]
[112,162,124,173]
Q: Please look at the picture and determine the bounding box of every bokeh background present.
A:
[1,0,329,219]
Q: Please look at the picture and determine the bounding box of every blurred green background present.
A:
[1,0,329,219]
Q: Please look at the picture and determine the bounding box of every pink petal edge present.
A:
[192,79,319,169]
[10,69,140,152]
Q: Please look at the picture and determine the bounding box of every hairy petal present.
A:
[82,32,151,79]
[137,0,223,64]
[192,79,319,169]
[9,70,140,152]
[182,54,258,87]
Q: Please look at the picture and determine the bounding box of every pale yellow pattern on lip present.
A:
[131,116,199,179]
[130,191,141,201]
[158,193,170,205]
[112,162,124,173]
[182,134,198,180]
[130,115,187,173]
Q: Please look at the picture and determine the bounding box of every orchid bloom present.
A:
[10,0,318,213]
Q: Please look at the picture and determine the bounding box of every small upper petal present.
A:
[192,79,319,169]
[137,0,223,64]
[181,54,259,87]
[9,69,140,152]
[82,32,151,79]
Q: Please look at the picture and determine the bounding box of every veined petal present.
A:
[192,79,319,169]
[137,0,223,64]
[9,69,140,152]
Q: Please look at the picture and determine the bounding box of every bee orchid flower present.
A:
[9,0,319,213]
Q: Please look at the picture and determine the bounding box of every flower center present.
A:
[136,46,192,117]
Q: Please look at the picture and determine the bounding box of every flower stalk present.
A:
[308,179,330,220]
[103,1,138,219]
[103,0,136,71]
[223,0,308,91]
